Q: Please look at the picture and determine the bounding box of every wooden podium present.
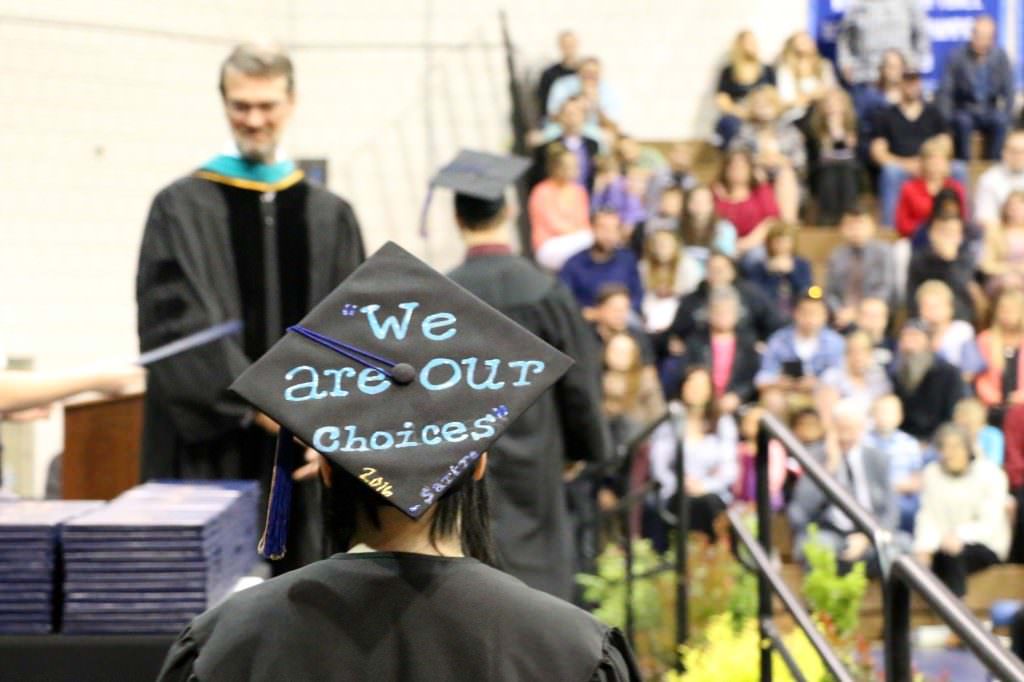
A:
[62,393,144,500]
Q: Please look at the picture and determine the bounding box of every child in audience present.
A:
[866,395,924,533]
[916,279,985,381]
[914,424,1011,597]
[742,221,812,316]
[733,406,789,509]
[953,398,1005,467]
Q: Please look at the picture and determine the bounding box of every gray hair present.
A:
[219,42,295,95]
[832,398,866,426]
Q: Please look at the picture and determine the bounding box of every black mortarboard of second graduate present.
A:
[422,149,531,233]
[155,242,640,682]
[229,240,573,554]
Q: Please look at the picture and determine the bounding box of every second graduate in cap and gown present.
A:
[434,151,610,600]
[156,243,639,682]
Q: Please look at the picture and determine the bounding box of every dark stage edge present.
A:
[0,634,173,682]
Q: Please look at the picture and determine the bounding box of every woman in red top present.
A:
[894,135,966,239]
[712,149,780,258]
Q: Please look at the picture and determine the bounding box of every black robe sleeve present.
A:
[590,629,643,682]
[136,189,253,444]
[545,283,611,464]
[155,626,200,682]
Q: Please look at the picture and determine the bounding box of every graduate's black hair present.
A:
[454,194,507,231]
[322,461,496,565]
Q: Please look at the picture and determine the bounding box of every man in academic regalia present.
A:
[437,151,610,601]
[136,43,365,571]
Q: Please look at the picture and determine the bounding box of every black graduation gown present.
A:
[136,173,365,569]
[447,253,610,600]
[156,553,640,682]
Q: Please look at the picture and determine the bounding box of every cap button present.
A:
[391,363,417,385]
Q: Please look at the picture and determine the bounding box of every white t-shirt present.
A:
[794,335,820,363]
[974,165,1024,225]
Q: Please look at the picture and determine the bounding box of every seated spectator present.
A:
[529,96,598,193]
[775,30,837,121]
[734,406,789,509]
[651,366,738,539]
[664,251,786,347]
[914,424,1011,597]
[602,332,666,446]
[852,49,906,163]
[980,191,1024,294]
[712,150,780,262]
[975,288,1024,411]
[856,296,896,368]
[894,136,966,239]
[536,30,580,120]
[592,164,648,233]
[954,397,1004,466]
[545,56,622,141]
[866,394,924,533]
[615,135,665,174]
[789,400,897,576]
[825,207,896,329]
[974,130,1024,233]
[590,283,655,365]
[755,288,845,391]
[806,88,860,225]
[559,209,642,314]
[837,0,929,93]
[892,320,965,441]
[680,185,738,270]
[529,144,593,270]
[639,229,700,333]
[678,286,759,413]
[915,280,985,380]
[630,185,684,256]
[936,15,1014,162]
[729,85,804,223]
[742,221,812,316]
[870,71,950,228]
[714,30,775,149]
[644,142,697,215]
[818,329,892,424]
[906,215,978,322]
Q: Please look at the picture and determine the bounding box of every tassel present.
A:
[257,428,301,560]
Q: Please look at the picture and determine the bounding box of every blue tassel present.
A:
[257,428,301,560]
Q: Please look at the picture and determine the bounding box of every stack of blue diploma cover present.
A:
[60,481,259,634]
[0,501,104,633]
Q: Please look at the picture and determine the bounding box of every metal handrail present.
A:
[756,413,1024,682]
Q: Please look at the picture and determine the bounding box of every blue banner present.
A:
[810,0,1013,90]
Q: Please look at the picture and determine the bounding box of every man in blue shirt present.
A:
[936,15,1015,160]
[755,287,846,391]
[559,209,642,314]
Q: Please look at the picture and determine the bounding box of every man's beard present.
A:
[898,351,934,392]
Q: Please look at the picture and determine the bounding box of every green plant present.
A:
[801,525,869,639]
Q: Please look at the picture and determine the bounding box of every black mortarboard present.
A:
[230,241,573,558]
[420,150,531,233]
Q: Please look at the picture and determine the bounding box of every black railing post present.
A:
[756,423,773,682]
[883,572,912,682]
[674,426,688,672]
[622,469,635,647]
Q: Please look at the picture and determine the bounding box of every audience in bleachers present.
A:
[712,149,780,261]
[936,15,1015,162]
[528,144,593,270]
[559,208,643,313]
[524,17,1024,618]
[714,30,776,149]
[825,208,896,329]
[742,221,812,315]
[536,30,580,119]
[913,424,1011,597]
[975,130,1024,233]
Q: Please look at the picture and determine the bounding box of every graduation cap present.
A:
[420,150,531,234]
[230,241,573,559]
